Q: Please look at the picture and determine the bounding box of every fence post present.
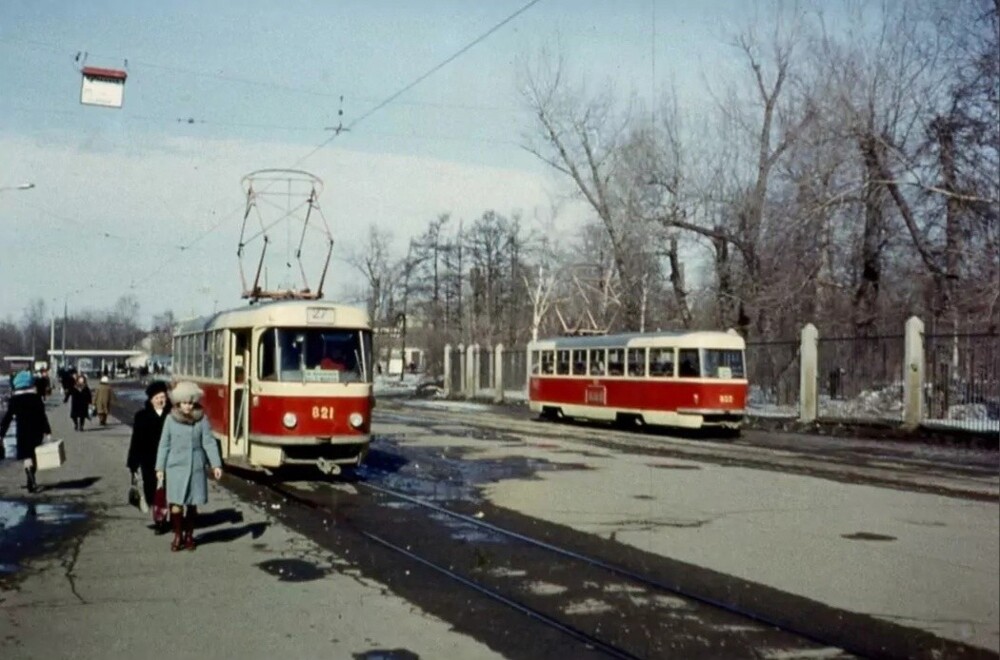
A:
[443,344,452,397]
[458,343,466,397]
[494,343,504,404]
[903,316,925,429]
[467,344,478,399]
[799,323,818,423]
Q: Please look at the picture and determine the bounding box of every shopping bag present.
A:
[128,472,149,512]
[152,477,168,525]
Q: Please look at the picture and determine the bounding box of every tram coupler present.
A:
[317,458,342,476]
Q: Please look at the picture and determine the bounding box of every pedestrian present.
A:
[69,374,92,431]
[61,368,76,403]
[126,381,172,534]
[0,370,52,493]
[34,370,51,403]
[94,376,115,425]
[155,381,223,552]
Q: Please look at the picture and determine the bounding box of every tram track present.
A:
[241,467,852,660]
[109,392,996,659]
[376,402,999,502]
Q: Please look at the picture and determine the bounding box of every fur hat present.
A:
[12,370,34,391]
[169,380,203,404]
[100,376,109,383]
[145,380,169,399]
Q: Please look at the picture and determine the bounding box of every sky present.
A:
[0,0,760,327]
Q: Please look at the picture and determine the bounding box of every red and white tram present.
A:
[528,331,747,432]
[171,300,374,474]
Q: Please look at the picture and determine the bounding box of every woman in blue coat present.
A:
[155,381,223,551]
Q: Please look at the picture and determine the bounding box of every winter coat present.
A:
[0,390,51,460]
[127,400,172,505]
[69,385,92,419]
[155,407,222,506]
[94,383,114,415]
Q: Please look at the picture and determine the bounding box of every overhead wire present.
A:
[128,0,544,290]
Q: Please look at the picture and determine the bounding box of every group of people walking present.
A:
[2,372,223,552]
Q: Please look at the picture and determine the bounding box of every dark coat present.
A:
[127,401,172,504]
[69,385,92,419]
[0,391,51,460]
[155,407,222,506]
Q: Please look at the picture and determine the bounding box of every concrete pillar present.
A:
[443,344,452,397]
[468,344,480,399]
[903,316,925,428]
[799,323,818,423]
[458,343,466,397]
[494,343,504,404]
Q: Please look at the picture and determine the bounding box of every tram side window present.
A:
[703,349,745,378]
[607,349,625,376]
[571,350,587,375]
[678,349,700,377]
[540,350,555,375]
[589,349,606,376]
[213,330,225,378]
[556,350,571,375]
[258,329,277,381]
[649,348,674,377]
[627,348,646,377]
[195,333,205,378]
[530,351,541,375]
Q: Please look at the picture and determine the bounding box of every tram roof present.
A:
[174,299,370,335]
[529,330,744,350]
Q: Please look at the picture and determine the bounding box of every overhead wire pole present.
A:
[129,0,544,291]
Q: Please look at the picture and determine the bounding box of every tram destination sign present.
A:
[306,307,335,324]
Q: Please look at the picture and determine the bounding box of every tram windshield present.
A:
[258,327,371,383]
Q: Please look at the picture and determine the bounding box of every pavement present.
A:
[0,398,503,660]
[377,402,1000,655]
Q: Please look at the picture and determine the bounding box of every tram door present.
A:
[228,330,251,459]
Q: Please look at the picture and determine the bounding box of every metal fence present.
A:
[447,348,462,393]
[817,335,905,421]
[745,340,799,416]
[924,333,1000,433]
[477,347,493,393]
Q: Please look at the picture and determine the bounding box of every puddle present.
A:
[841,531,896,541]
[353,650,420,660]
[256,558,328,582]
[0,499,88,575]
[358,436,590,505]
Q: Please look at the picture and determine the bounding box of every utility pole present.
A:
[61,299,67,369]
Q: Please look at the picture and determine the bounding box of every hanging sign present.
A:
[80,66,128,109]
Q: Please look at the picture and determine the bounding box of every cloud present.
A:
[0,132,584,325]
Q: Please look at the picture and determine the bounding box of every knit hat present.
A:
[12,370,34,391]
[145,380,169,399]
[169,381,203,404]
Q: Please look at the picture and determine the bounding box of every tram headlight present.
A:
[348,412,365,429]
[282,412,298,429]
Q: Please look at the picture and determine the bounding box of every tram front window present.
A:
[702,349,745,379]
[261,328,368,383]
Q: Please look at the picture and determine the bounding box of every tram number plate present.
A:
[307,307,335,324]
[719,394,734,404]
[312,405,335,420]
[585,385,606,406]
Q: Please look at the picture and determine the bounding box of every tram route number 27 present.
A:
[312,405,335,420]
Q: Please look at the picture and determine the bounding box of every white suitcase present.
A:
[35,439,66,470]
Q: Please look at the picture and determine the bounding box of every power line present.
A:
[0,36,528,114]
[129,0,544,289]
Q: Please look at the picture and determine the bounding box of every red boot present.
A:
[170,511,184,552]
[183,506,197,551]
